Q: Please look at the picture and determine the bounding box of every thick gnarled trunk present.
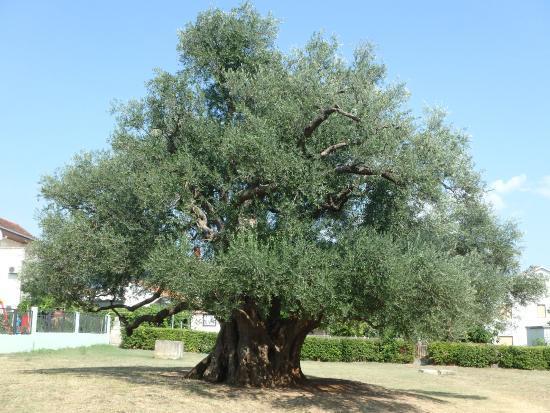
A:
[186,301,317,387]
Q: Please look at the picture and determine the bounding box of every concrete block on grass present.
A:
[154,340,184,360]
[419,368,456,376]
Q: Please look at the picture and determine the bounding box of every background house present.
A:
[0,218,34,308]
[498,266,550,346]
[190,311,220,333]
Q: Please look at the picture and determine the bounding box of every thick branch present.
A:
[124,301,189,336]
[165,120,181,154]
[335,164,400,185]
[304,105,361,138]
[93,288,163,313]
[313,186,354,217]
[191,205,217,241]
[299,105,361,154]
[320,141,349,157]
[234,183,273,206]
[324,187,353,211]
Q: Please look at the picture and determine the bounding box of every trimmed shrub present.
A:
[121,327,414,363]
[428,341,550,370]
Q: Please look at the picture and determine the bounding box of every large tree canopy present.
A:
[23,4,545,386]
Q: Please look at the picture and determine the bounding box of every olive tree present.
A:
[22,4,545,386]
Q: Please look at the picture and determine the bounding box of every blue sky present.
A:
[1,1,549,267]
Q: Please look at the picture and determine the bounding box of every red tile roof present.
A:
[0,218,34,241]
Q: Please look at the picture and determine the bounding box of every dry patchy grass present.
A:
[1,345,549,412]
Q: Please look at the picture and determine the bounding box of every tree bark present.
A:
[186,301,317,387]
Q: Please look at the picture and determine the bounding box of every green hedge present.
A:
[499,346,549,370]
[120,328,550,370]
[428,341,550,370]
[121,327,217,353]
[121,327,414,363]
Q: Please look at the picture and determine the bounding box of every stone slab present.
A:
[418,368,456,376]
[154,340,184,360]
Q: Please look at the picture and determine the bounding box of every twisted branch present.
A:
[299,105,361,154]
[335,164,400,185]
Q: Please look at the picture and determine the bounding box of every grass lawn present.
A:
[1,345,549,412]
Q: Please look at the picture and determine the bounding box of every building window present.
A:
[202,314,217,327]
[498,336,513,345]
[536,304,547,318]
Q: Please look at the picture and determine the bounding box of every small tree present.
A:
[22,4,545,386]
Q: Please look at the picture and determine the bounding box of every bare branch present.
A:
[333,106,361,123]
[320,141,349,157]
[335,164,400,185]
[124,301,189,336]
[93,288,163,313]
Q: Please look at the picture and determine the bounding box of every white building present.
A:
[190,311,220,333]
[0,218,34,309]
[497,266,550,346]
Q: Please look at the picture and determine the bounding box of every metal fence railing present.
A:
[79,313,107,334]
[0,309,32,335]
[1,307,110,336]
[36,311,76,333]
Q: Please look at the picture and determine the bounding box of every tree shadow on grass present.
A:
[27,366,486,412]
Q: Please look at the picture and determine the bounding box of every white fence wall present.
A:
[0,332,110,353]
[0,307,111,354]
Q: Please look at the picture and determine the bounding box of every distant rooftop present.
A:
[0,217,34,243]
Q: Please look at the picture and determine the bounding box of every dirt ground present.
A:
[1,345,549,412]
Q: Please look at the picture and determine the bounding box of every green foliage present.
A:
[121,327,217,353]
[465,325,497,344]
[17,296,74,312]
[324,320,370,337]
[429,341,550,370]
[21,3,545,343]
[532,338,548,346]
[509,270,548,306]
